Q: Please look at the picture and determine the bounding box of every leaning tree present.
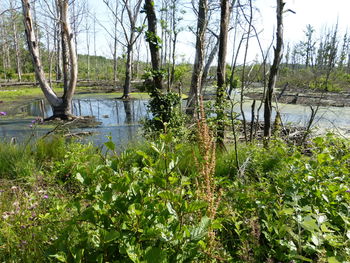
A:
[264,0,285,139]
[21,0,77,119]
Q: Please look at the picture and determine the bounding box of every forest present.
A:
[1,0,350,262]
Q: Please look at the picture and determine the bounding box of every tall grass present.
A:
[0,142,36,180]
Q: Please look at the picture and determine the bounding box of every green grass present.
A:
[0,87,43,101]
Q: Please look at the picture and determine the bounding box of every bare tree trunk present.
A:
[32,0,40,59]
[264,0,285,139]
[167,20,172,92]
[238,0,254,142]
[22,0,77,119]
[169,0,181,88]
[61,19,70,92]
[0,18,7,73]
[123,44,133,98]
[60,0,78,104]
[113,35,118,84]
[56,33,63,80]
[12,19,22,82]
[9,0,22,82]
[22,0,61,106]
[186,0,208,115]
[216,0,230,146]
[85,1,90,80]
[202,36,219,87]
[160,0,165,67]
[44,19,53,86]
[135,37,142,80]
[72,0,78,57]
[113,3,118,85]
[93,12,98,80]
[170,31,178,87]
[0,12,11,76]
[102,0,119,85]
[120,0,143,99]
[55,0,63,81]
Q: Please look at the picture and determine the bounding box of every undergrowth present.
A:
[0,133,350,262]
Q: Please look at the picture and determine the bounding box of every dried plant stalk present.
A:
[194,99,222,255]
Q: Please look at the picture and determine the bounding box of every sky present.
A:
[249,0,350,62]
[256,0,350,41]
[85,0,350,64]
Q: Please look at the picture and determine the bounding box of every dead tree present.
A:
[186,0,208,115]
[102,0,119,85]
[202,33,219,88]
[9,0,22,82]
[263,0,285,139]
[0,6,11,80]
[119,0,144,99]
[22,0,77,119]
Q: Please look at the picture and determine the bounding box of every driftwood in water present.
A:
[63,131,94,138]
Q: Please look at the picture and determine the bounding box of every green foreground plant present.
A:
[0,133,350,262]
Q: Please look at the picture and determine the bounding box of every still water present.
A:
[0,97,149,147]
[0,96,349,146]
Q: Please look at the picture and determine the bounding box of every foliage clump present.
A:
[1,134,350,262]
[141,69,186,137]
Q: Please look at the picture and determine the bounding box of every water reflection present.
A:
[23,98,148,127]
[1,97,350,145]
[0,98,149,147]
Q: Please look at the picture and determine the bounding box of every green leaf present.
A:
[151,143,161,154]
[71,248,84,263]
[211,219,222,230]
[190,216,210,241]
[96,254,103,263]
[104,141,116,151]
[104,230,120,243]
[102,190,112,203]
[328,257,341,263]
[293,255,313,262]
[166,202,178,219]
[186,200,208,213]
[321,224,334,233]
[49,252,67,262]
[158,190,177,202]
[126,244,140,263]
[301,215,319,232]
[280,207,294,215]
[128,203,142,216]
[144,247,167,263]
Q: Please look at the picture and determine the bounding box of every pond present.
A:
[0,97,149,148]
[235,100,350,131]
[0,95,349,147]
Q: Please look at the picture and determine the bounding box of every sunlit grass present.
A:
[0,87,43,101]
